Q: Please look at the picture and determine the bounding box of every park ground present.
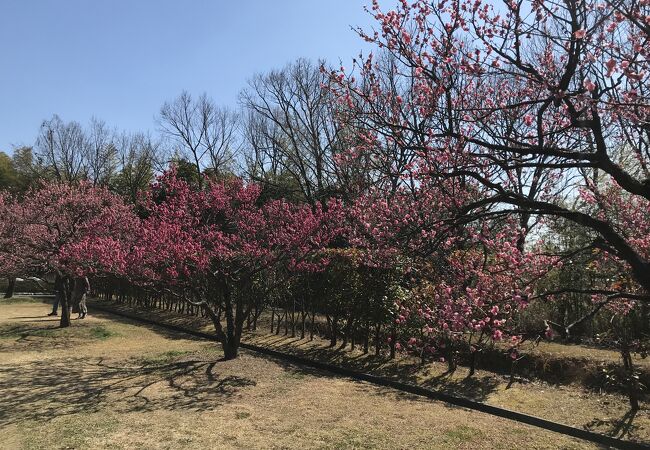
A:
[0,297,645,449]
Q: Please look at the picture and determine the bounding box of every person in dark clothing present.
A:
[72,276,90,319]
[47,274,65,316]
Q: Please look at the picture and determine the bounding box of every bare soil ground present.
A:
[0,298,603,449]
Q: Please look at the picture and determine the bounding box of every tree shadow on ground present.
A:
[83,301,650,442]
[0,354,256,427]
[90,301,210,334]
[0,306,259,427]
[245,338,501,403]
[247,346,500,405]
[88,301,502,402]
[257,350,650,444]
[584,408,643,440]
[88,309,213,343]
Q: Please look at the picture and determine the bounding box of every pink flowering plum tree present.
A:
[0,193,31,297]
[330,0,650,310]
[328,0,650,350]
[346,182,555,370]
[0,182,138,327]
[130,171,342,359]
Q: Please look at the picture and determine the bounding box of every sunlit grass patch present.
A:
[89,324,118,340]
[0,295,52,305]
[135,349,190,365]
[17,413,120,450]
[443,425,484,444]
[328,429,381,449]
[0,322,116,340]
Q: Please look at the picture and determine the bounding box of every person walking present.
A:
[72,276,90,319]
[47,274,65,316]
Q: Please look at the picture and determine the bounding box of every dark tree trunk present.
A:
[252,305,259,331]
[4,277,16,299]
[59,288,71,328]
[468,350,478,377]
[375,323,381,356]
[508,359,517,387]
[363,321,370,354]
[446,343,457,373]
[214,284,247,361]
[275,311,281,335]
[223,339,239,360]
[340,316,354,350]
[223,288,237,360]
[203,282,241,361]
[389,325,396,359]
[327,315,338,347]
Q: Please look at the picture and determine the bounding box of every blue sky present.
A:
[0,0,385,153]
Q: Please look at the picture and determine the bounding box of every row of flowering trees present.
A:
[0,154,645,405]
[0,0,647,407]
[328,0,650,309]
[328,0,650,408]
[0,172,345,359]
[0,170,544,360]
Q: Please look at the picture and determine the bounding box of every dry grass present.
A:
[244,332,650,435]
[531,340,649,366]
[0,298,601,449]
[87,297,650,444]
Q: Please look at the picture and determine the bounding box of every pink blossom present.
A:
[606,59,617,76]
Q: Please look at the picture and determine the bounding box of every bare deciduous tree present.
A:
[35,115,86,183]
[34,115,119,187]
[241,58,344,204]
[85,118,118,186]
[159,91,239,184]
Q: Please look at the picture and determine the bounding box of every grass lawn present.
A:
[0,297,601,449]
[87,296,650,444]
